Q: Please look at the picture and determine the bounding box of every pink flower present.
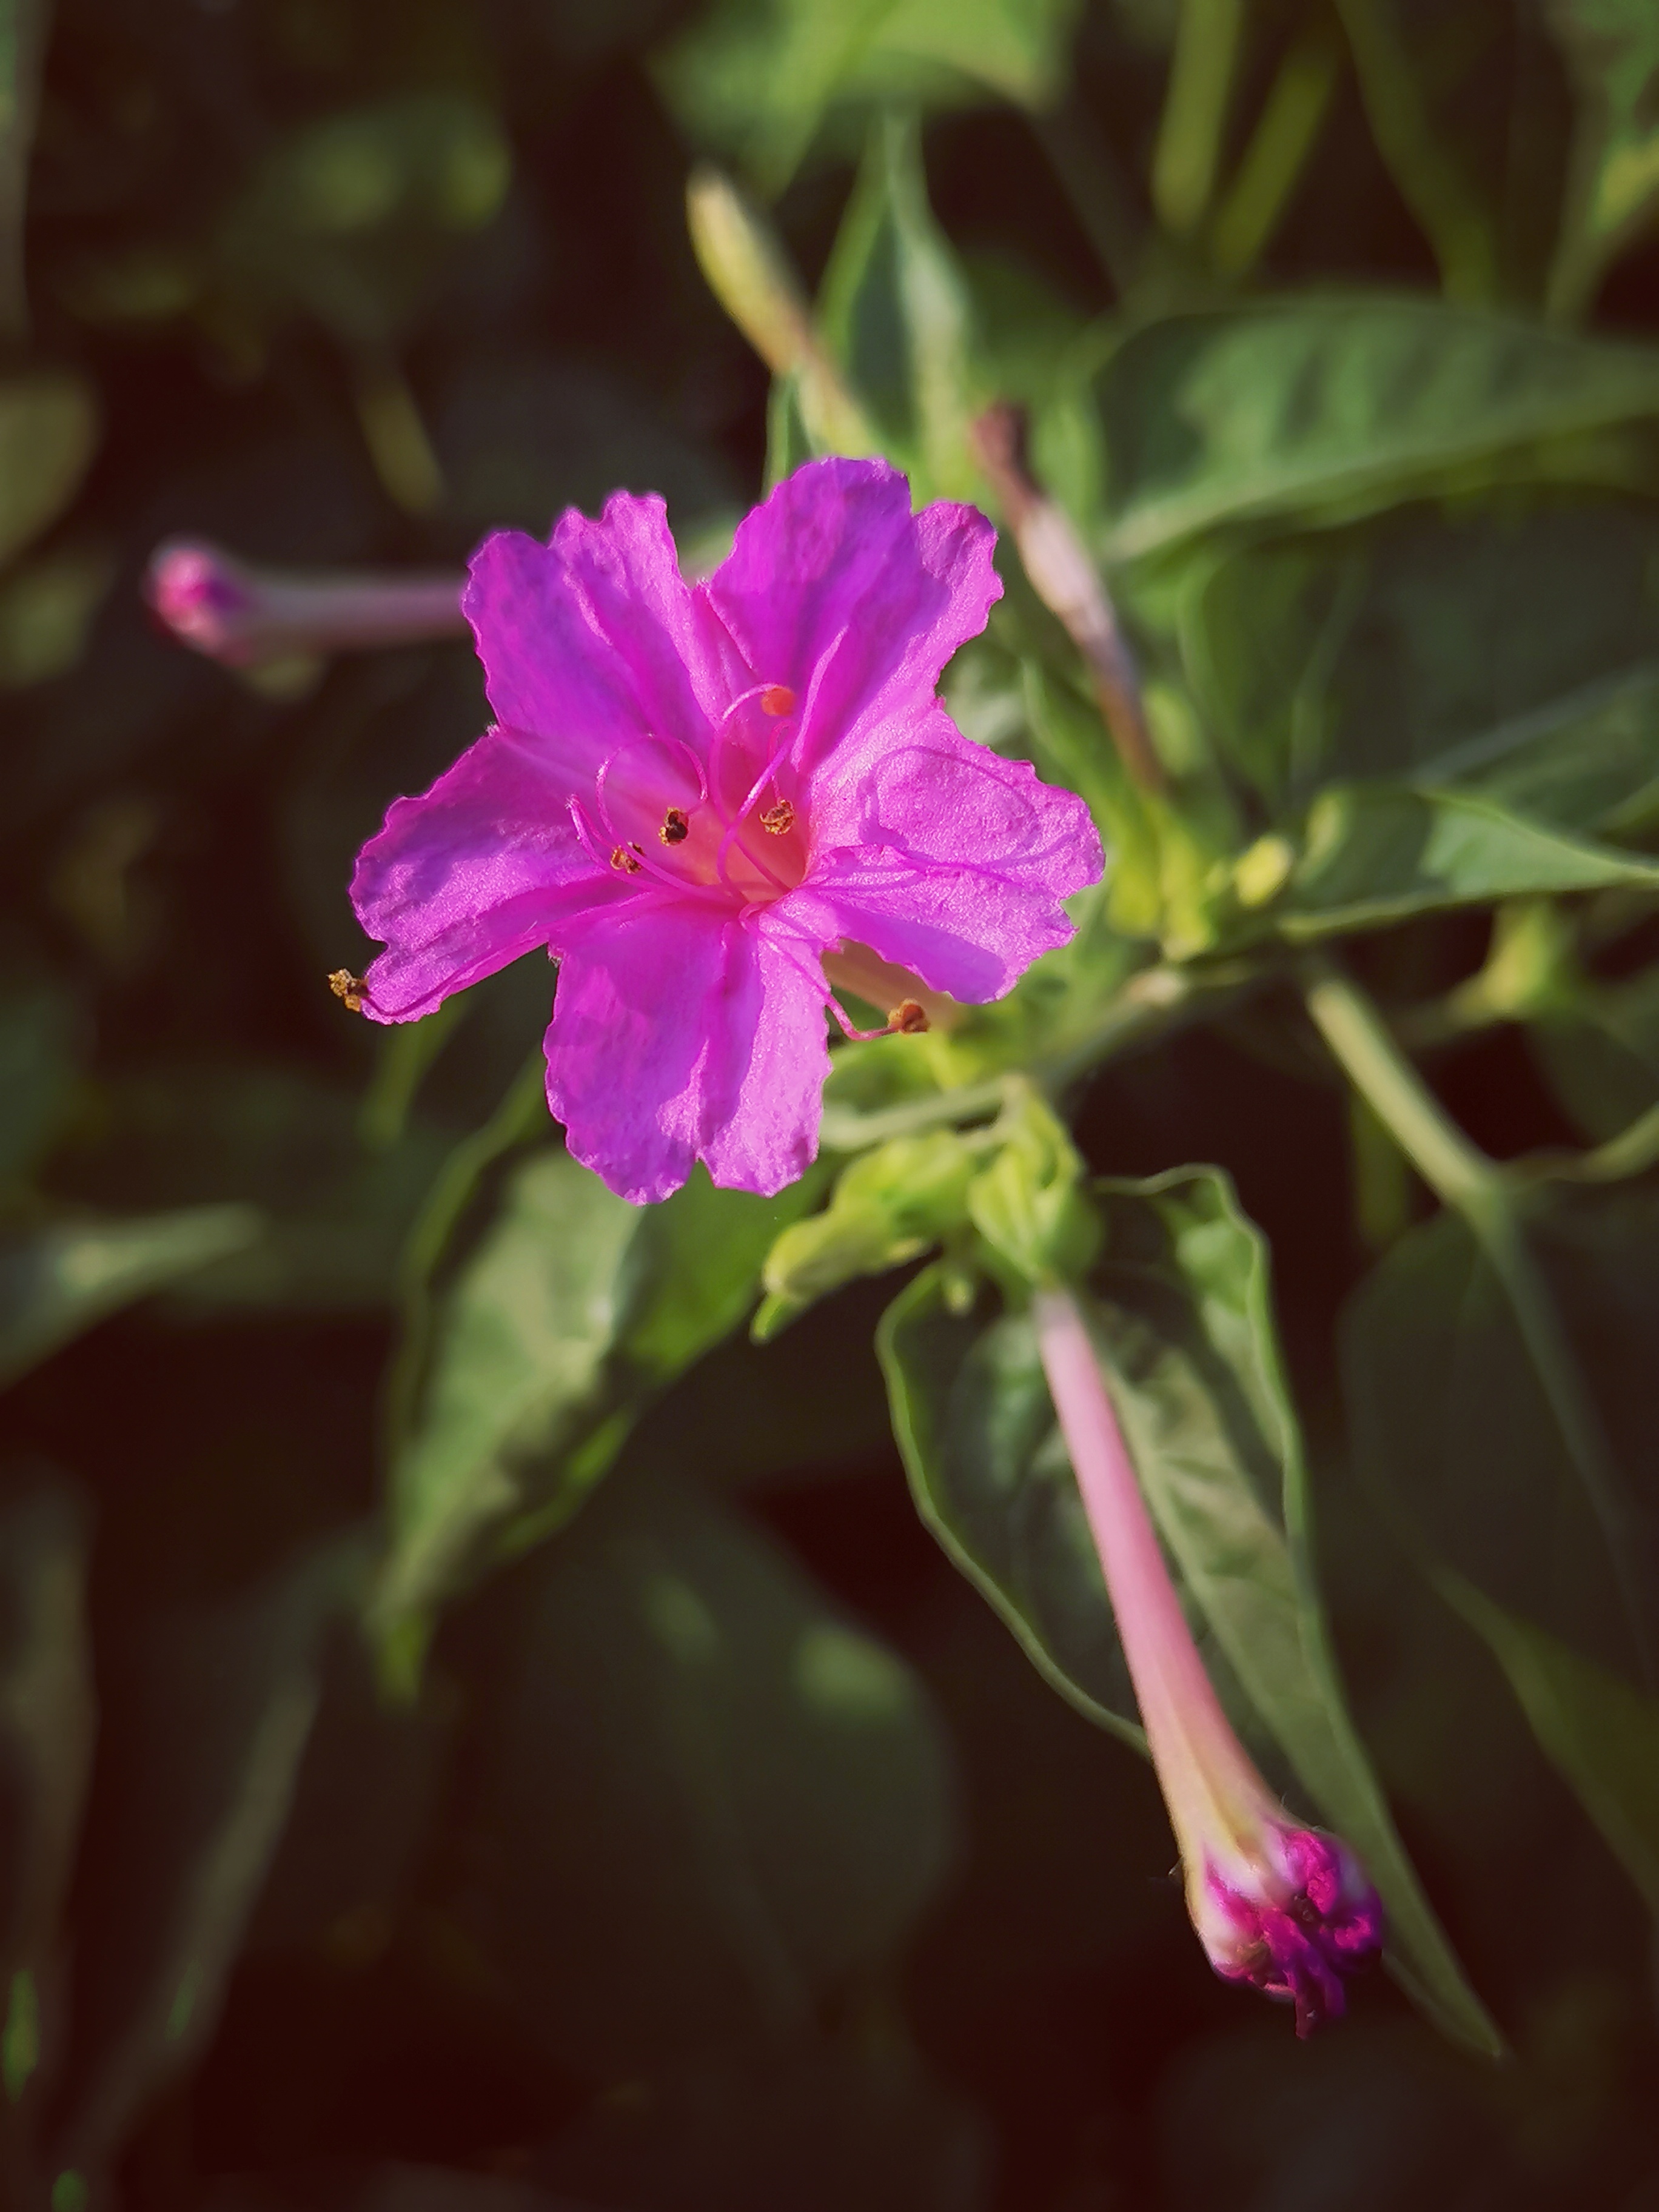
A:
[350,457,1102,1204]
[1032,1287,1385,2036]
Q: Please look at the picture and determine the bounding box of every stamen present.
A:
[889,999,929,1034]
[760,684,796,716]
[327,968,367,1013]
[610,846,642,874]
[659,808,690,845]
[759,799,796,836]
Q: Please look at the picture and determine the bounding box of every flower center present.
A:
[584,690,809,905]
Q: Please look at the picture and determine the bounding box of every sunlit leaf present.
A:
[1084,300,1659,563]
[1184,501,1659,833]
[1267,785,1659,940]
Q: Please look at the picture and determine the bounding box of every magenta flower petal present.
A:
[705,457,1000,774]
[465,492,737,793]
[792,705,1104,1000]
[545,902,828,1205]
[350,727,625,1021]
[349,458,1105,1202]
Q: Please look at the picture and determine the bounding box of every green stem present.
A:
[1303,957,1652,1678]
[817,964,1212,1153]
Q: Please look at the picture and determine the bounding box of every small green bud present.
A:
[967,1088,1100,1287]
[754,1130,976,1338]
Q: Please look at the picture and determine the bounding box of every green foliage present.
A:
[469,1464,956,2074]
[657,0,1082,192]
[15,0,1659,2194]
[1438,1569,1659,1914]
[1078,300,1659,562]
[0,1205,263,1390]
[1546,0,1659,318]
[375,1152,819,1673]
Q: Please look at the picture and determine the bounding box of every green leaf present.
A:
[85,1066,454,1315]
[374,1153,817,1666]
[467,1466,956,2073]
[1545,0,1659,319]
[879,1262,1146,1744]
[817,110,979,501]
[1436,1570,1659,1915]
[1184,501,1659,834]
[0,1205,263,1392]
[655,0,1082,195]
[1267,785,1659,941]
[881,1171,1503,2053]
[50,1535,362,2180]
[0,1471,95,2106]
[1341,1194,1659,1678]
[0,376,99,567]
[1085,300,1659,564]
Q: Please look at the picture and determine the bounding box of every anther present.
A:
[610,846,642,874]
[889,999,929,1034]
[660,808,689,845]
[760,684,795,716]
[759,799,796,836]
[327,968,367,1013]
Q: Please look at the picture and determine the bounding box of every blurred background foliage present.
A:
[5,0,1659,2207]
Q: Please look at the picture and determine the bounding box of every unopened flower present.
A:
[1032,1285,1384,2035]
[349,457,1102,1203]
[146,539,466,667]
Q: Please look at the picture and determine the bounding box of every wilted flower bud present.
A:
[1032,1285,1384,2034]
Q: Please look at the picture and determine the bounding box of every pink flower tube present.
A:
[1032,1286,1384,2035]
[146,540,467,667]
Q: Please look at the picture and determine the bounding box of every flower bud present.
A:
[145,539,466,668]
[1031,1284,1384,2034]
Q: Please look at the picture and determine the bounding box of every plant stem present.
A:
[1303,956,1652,1678]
